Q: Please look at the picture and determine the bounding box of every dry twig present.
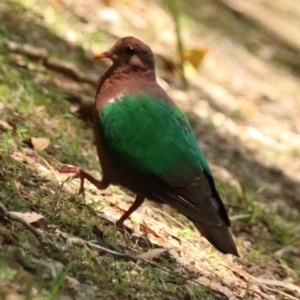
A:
[55,229,138,260]
[263,286,299,300]
[0,203,45,240]
[255,277,300,296]
[0,203,133,258]
[4,40,98,85]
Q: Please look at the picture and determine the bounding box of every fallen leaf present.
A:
[30,137,50,151]
[184,47,210,69]
[0,120,13,130]
[10,212,44,224]
[139,248,166,260]
[65,276,80,291]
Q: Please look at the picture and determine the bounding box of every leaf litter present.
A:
[0,0,300,299]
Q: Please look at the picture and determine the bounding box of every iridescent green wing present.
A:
[99,93,211,186]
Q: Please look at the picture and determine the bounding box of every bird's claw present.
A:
[59,165,86,195]
[115,220,133,234]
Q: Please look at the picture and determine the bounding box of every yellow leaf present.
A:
[184,47,210,69]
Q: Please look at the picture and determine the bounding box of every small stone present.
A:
[221,278,235,289]
[130,270,138,276]
[243,241,252,249]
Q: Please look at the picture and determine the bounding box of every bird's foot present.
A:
[95,216,133,235]
[59,165,86,194]
[59,165,108,194]
[115,220,133,234]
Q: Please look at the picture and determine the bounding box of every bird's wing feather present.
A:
[99,93,227,225]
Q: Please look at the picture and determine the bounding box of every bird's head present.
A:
[94,36,155,74]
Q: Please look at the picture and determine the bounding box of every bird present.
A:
[60,36,239,256]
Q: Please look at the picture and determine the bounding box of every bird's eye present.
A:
[125,46,135,56]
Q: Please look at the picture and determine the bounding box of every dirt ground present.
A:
[0,0,299,299]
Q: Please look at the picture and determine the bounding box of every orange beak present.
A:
[93,51,111,60]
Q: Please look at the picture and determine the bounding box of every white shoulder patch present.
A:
[108,94,124,104]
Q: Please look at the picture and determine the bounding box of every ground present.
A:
[0,0,299,299]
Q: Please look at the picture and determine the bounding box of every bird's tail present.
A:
[192,221,239,257]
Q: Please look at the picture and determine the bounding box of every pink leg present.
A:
[60,166,145,232]
[59,165,108,194]
[116,195,145,229]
